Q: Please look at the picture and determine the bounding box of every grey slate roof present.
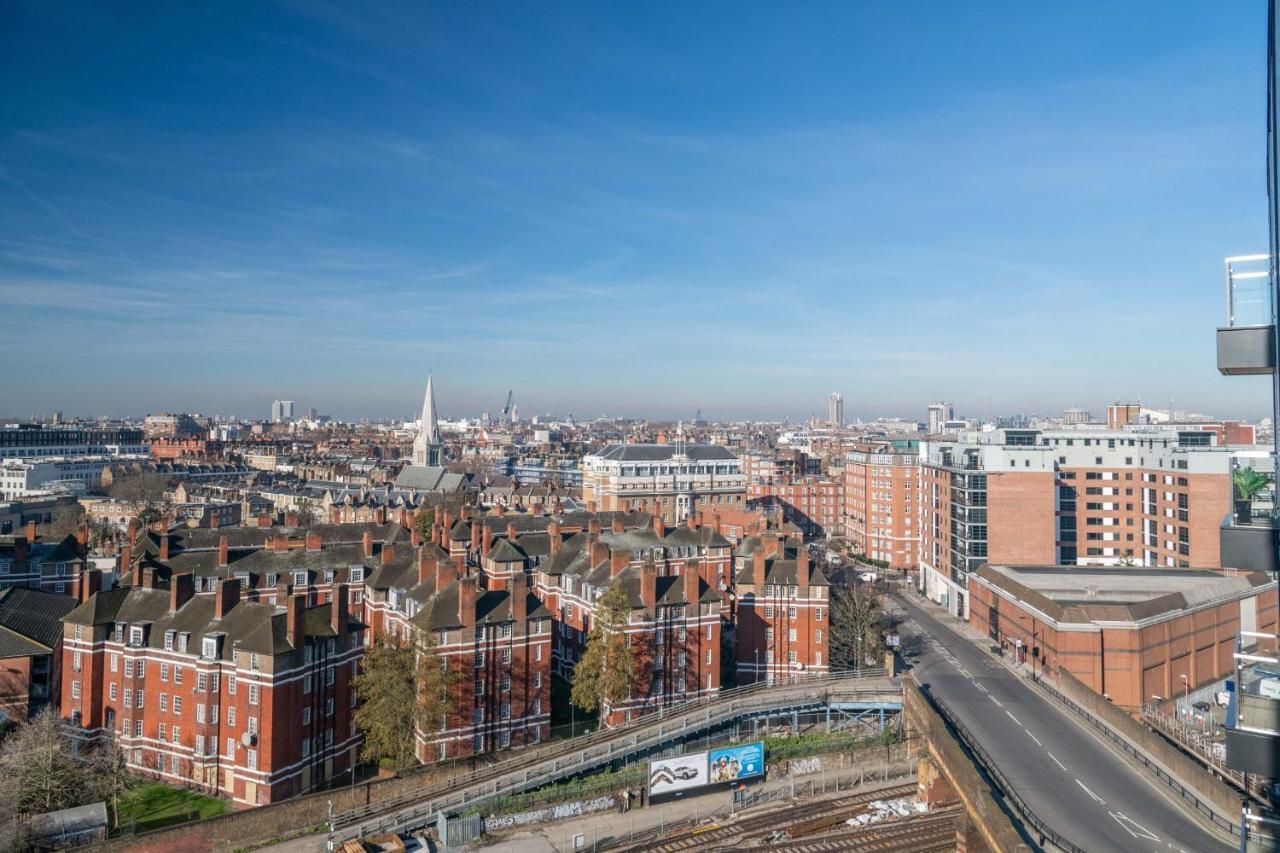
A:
[0,587,78,655]
[592,444,737,462]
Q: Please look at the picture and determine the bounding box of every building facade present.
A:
[734,536,830,683]
[61,578,363,805]
[843,442,919,569]
[581,444,745,522]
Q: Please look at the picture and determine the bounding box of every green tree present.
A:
[108,473,172,530]
[829,587,884,671]
[1234,466,1270,501]
[570,582,636,718]
[414,506,434,542]
[353,632,451,768]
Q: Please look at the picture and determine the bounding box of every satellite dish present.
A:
[241,731,257,747]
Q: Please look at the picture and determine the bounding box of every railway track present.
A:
[759,808,962,852]
[606,782,919,852]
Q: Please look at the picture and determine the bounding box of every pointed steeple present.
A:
[412,373,442,466]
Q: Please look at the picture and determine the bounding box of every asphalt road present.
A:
[893,591,1232,853]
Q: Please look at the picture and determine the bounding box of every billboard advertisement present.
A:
[648,751,708,795]
[708,742,764,784]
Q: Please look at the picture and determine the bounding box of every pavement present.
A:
[892,589,1233,853]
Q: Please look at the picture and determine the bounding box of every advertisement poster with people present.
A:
[708,742,764,784]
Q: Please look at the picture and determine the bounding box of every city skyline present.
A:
[1,2,1273,419]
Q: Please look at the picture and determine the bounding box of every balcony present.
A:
[1217,253,1275,376]
[1220,453,1278,575]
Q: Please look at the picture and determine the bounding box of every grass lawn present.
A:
[115,782,228,832]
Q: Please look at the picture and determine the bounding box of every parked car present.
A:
[859,571,878,583]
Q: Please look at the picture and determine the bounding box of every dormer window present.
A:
[349,566,363,583]
[164,630,175,651]
[266,572,278,587]
[234,571,250,585]
[323,570,334,584]
[113,623,125,643]
[293,571,308,587]
[202,635,220,659]
[178,633,189,654]
[129,626,144,647]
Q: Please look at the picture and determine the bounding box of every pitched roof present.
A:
[0,587,78,653]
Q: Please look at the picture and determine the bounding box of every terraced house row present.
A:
[54,451,816,806]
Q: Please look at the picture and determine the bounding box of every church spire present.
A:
[412,373,442,466]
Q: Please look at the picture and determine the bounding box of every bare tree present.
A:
[108,473,171,529]
[45,503,84,541]
[828,587,885,671]
[0,709,84,817]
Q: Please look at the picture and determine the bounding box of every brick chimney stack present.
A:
[653,513,665,538]
[418,550,436,585]
[588,517,602,537]
[470,523,481,553]
[169,573,195,613]
[218,535,229,567]
[362,531,374,558]
[127,517,138,542]
[753,547,766,587]
[686,513,697,531]
[548,521,561,554]
[215,577,241,619]
[331,584,349,636]
[684,562,700,610]
[610,548,629,578]
[209,514,219,531]
[288,593,306,649]
[411,526,421,548]
[381,544,396,566]
[590,540,609,568]
[511,571,527,625]
[482,525,494,557]
[506,522,518,542]
[79,568,102,603]
[306,532,322,552]
[436,559,457,591]
[587,500,597,514]
[797,547,810,590]
[458,576,477,628]
[25,520,36,543]
[640,561,656,612]
[611,517,624,534]
[375,506,387,525]
[159,534,170,561]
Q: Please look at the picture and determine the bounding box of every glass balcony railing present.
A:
[1225,253,1274,328]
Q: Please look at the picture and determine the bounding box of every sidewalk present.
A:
[475,758,914,852]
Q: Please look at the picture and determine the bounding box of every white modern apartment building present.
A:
[581,442,745,522]
[0,457,117,500]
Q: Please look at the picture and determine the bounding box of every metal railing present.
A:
[337,669,897,840]
[1035,679,1241,839]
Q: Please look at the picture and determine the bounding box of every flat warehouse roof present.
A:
[975,564,1276,627]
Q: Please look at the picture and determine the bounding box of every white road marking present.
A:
[1027,731,1042,746]
[1047,752,1068,771]
[1109,812,1159,841]
[1006,710,1022,726]
[975,682,988,693]
[1075,778,1104,803]
[989,696,1004,708]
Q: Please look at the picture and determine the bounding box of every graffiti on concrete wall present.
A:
[483,794,617,832]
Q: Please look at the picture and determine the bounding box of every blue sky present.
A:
[0,1,1273,422]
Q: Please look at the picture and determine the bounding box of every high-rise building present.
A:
[926,402,953,434]
[828,392,844,427]
[270,400,294,424]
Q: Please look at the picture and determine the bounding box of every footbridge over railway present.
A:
[337,670,901,844]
